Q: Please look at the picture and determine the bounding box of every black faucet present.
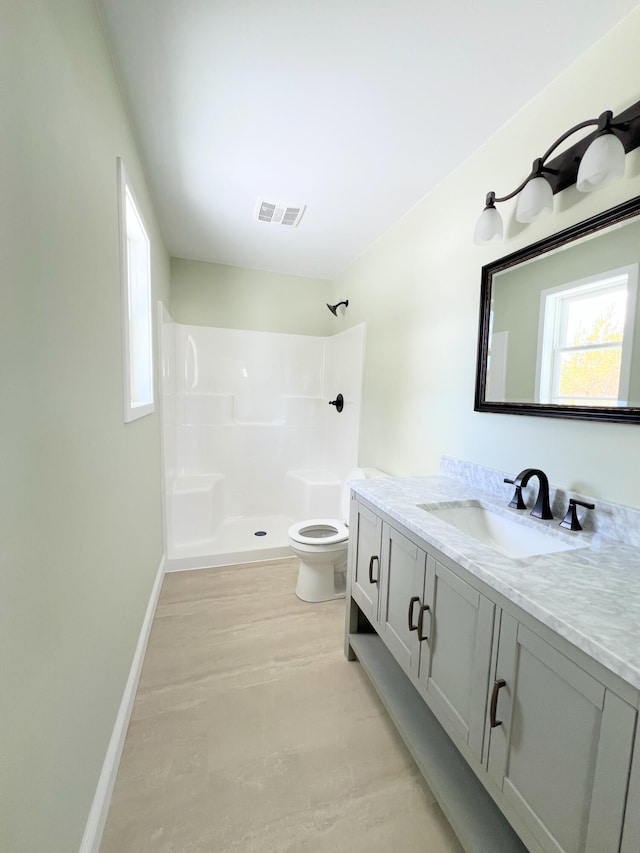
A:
[504,468,553,520]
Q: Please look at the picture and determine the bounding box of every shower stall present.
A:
[160,307,365,569]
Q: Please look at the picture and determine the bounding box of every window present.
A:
[118,158,154,422]
[537,265,638,406]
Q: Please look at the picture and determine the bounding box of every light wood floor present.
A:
[101,558,463,852]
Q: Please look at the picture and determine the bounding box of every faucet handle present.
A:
[559,498,595,532]
[504,478,526,510]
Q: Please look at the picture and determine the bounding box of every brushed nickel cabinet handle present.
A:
[408,596,420,631]
[417,604,431,641]
[490,678,507,728]
[368,555,379,584]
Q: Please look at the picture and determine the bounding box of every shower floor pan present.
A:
[166,514,295,571]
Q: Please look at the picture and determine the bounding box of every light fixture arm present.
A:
[476,99,640,244]
[489,117,603,205]
[491,162,547,205]
[473,101,640,245]
[539,116,602,164]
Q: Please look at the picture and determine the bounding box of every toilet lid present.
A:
[288,519,349,545]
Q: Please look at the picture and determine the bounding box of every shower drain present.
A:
[254,530,267,537]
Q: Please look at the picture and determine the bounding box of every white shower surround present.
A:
[160,309,365,569]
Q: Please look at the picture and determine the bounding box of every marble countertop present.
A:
[350,475,640,693]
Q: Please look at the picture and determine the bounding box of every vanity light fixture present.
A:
[474,99,640,245]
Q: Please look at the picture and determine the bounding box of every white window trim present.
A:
[117,158,155,422]
[535,264,638,406]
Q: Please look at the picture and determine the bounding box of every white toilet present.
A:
[288,468,386,602]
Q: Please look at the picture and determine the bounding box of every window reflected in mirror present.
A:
[476,197,640,422]
[537,267,637,406]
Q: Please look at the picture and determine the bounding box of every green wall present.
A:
[5,3,640,851]
[171,257,334,336]
[1,2,170,850]
[332,7,640,507]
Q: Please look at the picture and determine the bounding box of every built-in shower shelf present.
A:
[285,469,342,520]
[172,474,225,494]
[180,392,234,396]
[286,469,341,485]
[178,394,332,426]
[179,393,326,397]
[180,392,235,425]
[169,474,226,550]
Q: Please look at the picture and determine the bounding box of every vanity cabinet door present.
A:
[350,500,383,624]
[487,614,636,853]
[416,554,494,760]
[378,523,427,678]
[621,729,640,852]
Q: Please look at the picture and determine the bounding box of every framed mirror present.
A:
[475,196,640,422]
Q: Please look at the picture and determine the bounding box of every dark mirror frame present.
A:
[475,195,640,423]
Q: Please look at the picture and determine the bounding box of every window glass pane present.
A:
[564,288,626,346]
[558,346,622,402]
[119,159,154,421]
[127,232,152,404]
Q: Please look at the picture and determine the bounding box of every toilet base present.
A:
[294,556,347,603]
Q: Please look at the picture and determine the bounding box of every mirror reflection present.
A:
[476,197,640,421]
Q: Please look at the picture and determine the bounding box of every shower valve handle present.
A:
[329,394,344,413]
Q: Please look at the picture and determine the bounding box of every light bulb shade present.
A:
[515,176,553,223]
[576,132,625,192]
[473,206,503,244]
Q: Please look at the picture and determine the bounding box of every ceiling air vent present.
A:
[255,198,306,227]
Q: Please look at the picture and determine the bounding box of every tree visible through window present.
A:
[537,266,638,407]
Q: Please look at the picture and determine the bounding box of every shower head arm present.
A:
[327,299,349,316]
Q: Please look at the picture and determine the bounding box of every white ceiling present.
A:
[98,0,639,280]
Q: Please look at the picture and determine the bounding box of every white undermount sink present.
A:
[420,502,582,559]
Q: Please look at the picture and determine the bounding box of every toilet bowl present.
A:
[288,468,386,602]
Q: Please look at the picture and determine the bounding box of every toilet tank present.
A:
[341,467,389,520]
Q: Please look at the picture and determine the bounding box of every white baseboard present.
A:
[79,555,166,853]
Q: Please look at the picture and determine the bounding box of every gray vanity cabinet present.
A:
[378,524,494,762]
[350,499,383,623]
[346,494,639,853]
[417,554,494,760]
[487,612,636,853]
